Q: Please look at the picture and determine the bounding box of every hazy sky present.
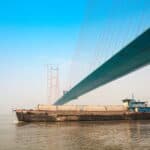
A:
[0,0,150,114]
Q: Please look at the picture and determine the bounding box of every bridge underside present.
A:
[54,28,150,105]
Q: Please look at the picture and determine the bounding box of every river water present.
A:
[0,114,150,150]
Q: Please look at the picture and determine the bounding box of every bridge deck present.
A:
[55,28,150,105]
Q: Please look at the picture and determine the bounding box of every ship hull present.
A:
[16,110,150,122]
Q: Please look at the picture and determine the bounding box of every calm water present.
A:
[0,114,150,150]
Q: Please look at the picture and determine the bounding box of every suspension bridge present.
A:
[54,28,150,105]
[52,1,150,105]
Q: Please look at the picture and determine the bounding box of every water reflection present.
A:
[13,121,150,150]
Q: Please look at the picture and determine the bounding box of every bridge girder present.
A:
[54,28,150,105]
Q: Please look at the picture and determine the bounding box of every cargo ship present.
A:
[15,99,150,122]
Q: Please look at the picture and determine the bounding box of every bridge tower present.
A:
[47,64,60,104]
